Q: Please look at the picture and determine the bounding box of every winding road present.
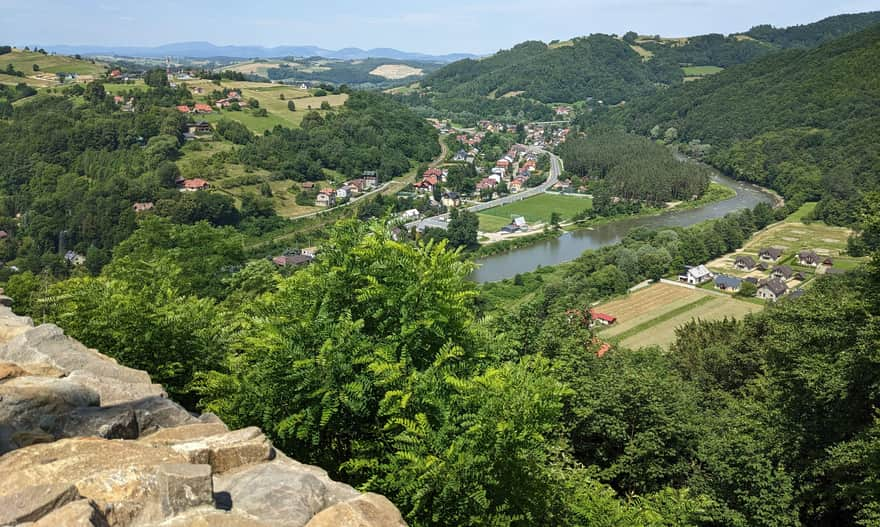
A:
[407,148,563,230]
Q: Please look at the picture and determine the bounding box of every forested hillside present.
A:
[559,130,711,205]
[421,35,682,105]
[638,11,880,68]
[0,84,436,278]
[588,24,880,224]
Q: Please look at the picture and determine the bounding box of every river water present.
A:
[471,173,776,283]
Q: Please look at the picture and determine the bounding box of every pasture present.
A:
[743,221,852,256]
[479,194,592,228]
[595,282,760,349]
[681,66,724,76]
[0,50,105,76]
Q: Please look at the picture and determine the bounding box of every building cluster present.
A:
[310,172,379,208]
[680,246,841,302]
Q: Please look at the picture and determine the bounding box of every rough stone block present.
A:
[0,483,81,525]
[157,464,214,518]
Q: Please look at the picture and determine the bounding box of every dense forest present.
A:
[239,91,439,180]
[421,35,682,105]
[638,11,880,68]
[558,130,711,205]
[584,23,880,224]
[0,84,437,277]
[9,191,879,526]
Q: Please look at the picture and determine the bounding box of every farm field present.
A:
[480,194,592,226]
[595,282,760,349]
[743,221,852,256]
[617,295,759,350]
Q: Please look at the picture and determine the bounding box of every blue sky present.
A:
[2,0,878,54]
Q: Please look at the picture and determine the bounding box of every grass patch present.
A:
[784,202,818,223]
[480,194,592,226]
[478,214,515,232]
[681,66,723,76]
[743,221,853,255]
[0,50,105,76]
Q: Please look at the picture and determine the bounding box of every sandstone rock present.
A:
[11,430,55,448]
[53,405,140,441]
[155,464,214,518]
[140,423,230,445]
[214,458,360,527]
[0,376,101,453]
[0,437,187,527]
[127,396,200,435]
[0,306,34,343]
[170,427,273,474]
[0,325,161,405]
[304,493,408,527]
[66,369,167,407]
[153,509,272,527]
[0,361,27,380]
[32,499,109,527]
[0,483,81,525]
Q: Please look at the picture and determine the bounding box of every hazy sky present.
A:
[2,0,878,54]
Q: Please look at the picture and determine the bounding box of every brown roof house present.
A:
[758,278,788,301]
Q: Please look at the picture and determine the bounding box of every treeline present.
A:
[0,82,37,116]
[239,91,439,181]
[745,11,880,48]
[586,24,880,224]
[558,131,711,205]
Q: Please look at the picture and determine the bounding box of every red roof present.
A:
[193,103,213,113]
[176,105,191,113]
[589,310,617,324]
[496,159,510,167]
[596,343,612,358]
[0,230,8,239]
[183,178,209,189]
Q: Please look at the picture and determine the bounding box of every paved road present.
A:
[406,148,563,230]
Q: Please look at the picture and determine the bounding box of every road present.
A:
[406,148,563,230]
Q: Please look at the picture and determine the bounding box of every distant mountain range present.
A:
[41,41,478,63]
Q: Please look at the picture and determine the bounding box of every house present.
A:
[192,103,213,114]
[823,257,834,267]
[187,121,213,135]
[336,187,351,199]
[734,255,756,271]
[400,209,420,221]
[772,265,793,280]
[441,192,461,208]
[555,106,572,116]
[793,272,807,281]
[132,202,154,213]
[496,159,510,169]
[453,150,467,162]
[714,274,742,292]
[180,178,209,192]
[476,178,497,191]
[679,265,714,285]
[500,224,519,234]
[113,95,125,104]
[272,254,313,267]
[64,251,86,266]
[362,171,378,188]
[315,191,336,207]
[596,342,612,358]
[589,309,617,326]
[757,278,788,301]
[757,262,770,272]
[798,250,821,267]
[510,178,526,192]
[512,216,528,230]
[176,105,191,113]
[413,175,438,194]
[301,182,315,190]
[759,247,783,262]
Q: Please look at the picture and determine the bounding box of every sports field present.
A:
[595,282,760,349]
[479,194,592,227]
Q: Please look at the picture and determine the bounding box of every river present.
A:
[471,173,776,283]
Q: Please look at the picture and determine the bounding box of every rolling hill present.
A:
[0,48,105,86]
[595,23,880,225]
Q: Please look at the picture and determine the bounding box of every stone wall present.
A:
[0,306,407,527]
